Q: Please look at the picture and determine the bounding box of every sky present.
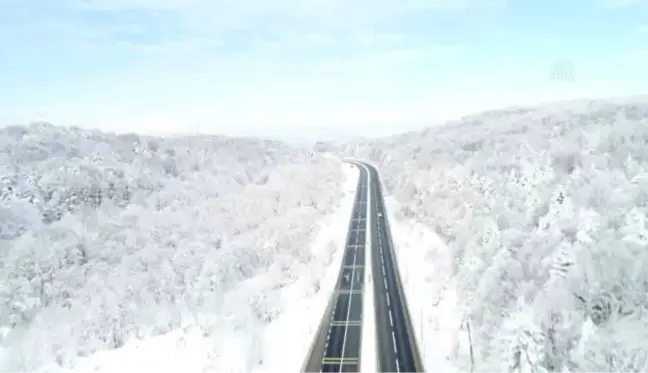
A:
[0,0,647,141]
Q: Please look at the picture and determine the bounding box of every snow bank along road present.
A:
[302,161,423,372]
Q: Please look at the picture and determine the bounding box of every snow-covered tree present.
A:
[343,96,648,372]
[0,123,347,371]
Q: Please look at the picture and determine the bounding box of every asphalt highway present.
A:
[302,161,423,372]
[303,164,368,372]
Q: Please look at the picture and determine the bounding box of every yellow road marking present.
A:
[330,321,362,326]
[322,357,359,365]
[336,289,362,294]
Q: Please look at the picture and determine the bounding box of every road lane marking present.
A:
[339,219,360,372]
[331,320,362,326]
[388,311,394,327]
[320,163,371,373]
[322,357,359,364]
[366,164,409,373]
[318,177,365,373]
[336,290,362,294]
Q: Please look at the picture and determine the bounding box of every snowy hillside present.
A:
[345,97,648,372]
[0,122,352,371]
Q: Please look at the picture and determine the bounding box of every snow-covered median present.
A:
[0,124,355,372]
[347,97,648,372]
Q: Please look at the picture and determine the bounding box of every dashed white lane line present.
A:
[366,166,403,373]
[324,333,330,350]
[323,300,337,351]
[365,166,404,372]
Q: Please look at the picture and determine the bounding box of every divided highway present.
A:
[302,161,423,372]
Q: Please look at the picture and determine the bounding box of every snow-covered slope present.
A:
[0,123,353,371]
[344,97,648,372]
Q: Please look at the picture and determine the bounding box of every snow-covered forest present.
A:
[345,97,648,371]
[3,96,648,372]
[0,122,350,371]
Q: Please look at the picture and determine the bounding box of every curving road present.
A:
[302,161,423,372]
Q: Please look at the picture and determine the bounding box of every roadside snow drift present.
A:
[346,97,648,372]
[0,123,353,371]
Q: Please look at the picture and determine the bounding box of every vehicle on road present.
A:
[377,212,383,218]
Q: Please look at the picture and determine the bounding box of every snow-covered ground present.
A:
[0,123,358,372]
[346,96,648,372]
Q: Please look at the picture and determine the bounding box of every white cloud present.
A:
[64,0,502,16]
[61,0,190,11]
[632,49,648,60]
[316,45,464,73]
[0,0,512,138]
[1,0,501,61]
[351,31,408,46]
[54,0,505,37]
[601,0,641,8]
